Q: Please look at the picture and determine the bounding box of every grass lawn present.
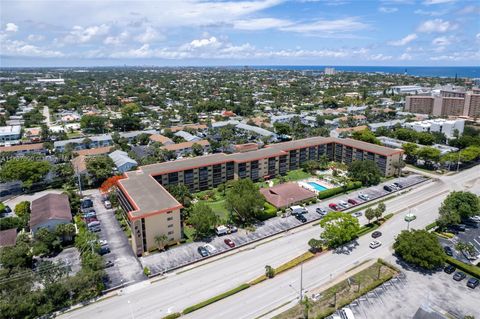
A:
[66,132,83,139]
[258,169,312,188]
[206,199,230,222]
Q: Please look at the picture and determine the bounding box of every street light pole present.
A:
[299,262,303,303]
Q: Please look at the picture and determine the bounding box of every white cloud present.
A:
[1,39,63,57]
[423,0,456,5]
[417,19,457,33]
[432,36,451,46]
[135,26,163,43]
[399,53,413,60]
[368,53,393,61]
[63,24,110,43]
[379,7,398,13]
[5,23,18,32]
[279,17,368,34]
[388,33,417,46]
[414,9,447,16]
[182,36,222,50]
[104,32,129,45]
[27,34,45,42]
[233,18,292,30]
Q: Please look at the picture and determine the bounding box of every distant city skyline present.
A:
[1,0,479,67]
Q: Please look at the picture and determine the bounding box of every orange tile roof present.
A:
[161,140,210,151]
[0,143,45,153]
[74,146,112,156]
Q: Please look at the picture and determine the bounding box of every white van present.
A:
[290,205,307,215]
[340,307,355,319]
[215,225,229,236]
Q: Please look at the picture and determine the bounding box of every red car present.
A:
[83,217,98,224]
[329,203,339,211]
[224,238,235,248]
[347,199,358,205]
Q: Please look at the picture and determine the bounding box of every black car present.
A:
[383,185,393,192]
[104,260,114,268]
[453,271,466,281]
[444,264,456,274]
[197,246,209,257]
[393,182,403,189]
[81,199,94,209]
[453,224,466,232]
[4,205,12,213]
[99,245,111,255]
[295,214,307,223]
[467,277,479,289]
[371,231,382,238]
[444,246,453,256]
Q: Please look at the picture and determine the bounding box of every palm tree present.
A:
[392,159,406,177]
[154,234,169,251]
[301,296,313,319]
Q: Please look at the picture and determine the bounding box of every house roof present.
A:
[0,143,45,153]
[260,182,316,208]
[71,155,87,174]
[74,146,112,156]
[0,228,17,247]
[149,134,173,144]
[30,193,72,228]
[234,143,259,153]
[161,139,209,152]
[169,124,207,132]
[109,150,138,168]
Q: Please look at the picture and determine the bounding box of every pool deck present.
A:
[297,178,336,194]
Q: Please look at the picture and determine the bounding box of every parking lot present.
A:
[439,222,480,264]
[89,192,145,289]
[141,174,428,275]
[339,257,479,319]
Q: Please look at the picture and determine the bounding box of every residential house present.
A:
[109,150,138,173]
[30,194,72,234]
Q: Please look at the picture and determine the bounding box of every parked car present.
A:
[215,225,229,236]
[347,199,358,205]
[99,245,110,255]
[453,271,466,281]
[316,207,327,215]
[81,198,93,210]
[470,216,480,222]
[224,238,235,248]
[358,194,370,201]
[3,205,12,213]
[383,185,393,192]
[393,182,403,189]
[104,260,114,268]
[83,217,98,224]
[371,231,382,238]
[444,246,453,256]
[467,277,479,289]
[369,240,382,249]
[290,205,308,215]
[295,214,307,223]
[227,224,238,233]
[203,244,217,254]
[444,264,456,274]
[352,211,362,217]
[452,224,466,232]
[338,200,349,208]
[329,203,339,211]
[104,200,112,209]
[197,246,209,257]
[83,211,96,218]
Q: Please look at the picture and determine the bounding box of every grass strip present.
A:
[162,313,182,319]
[182,283,251,314]
[446,257,480,279]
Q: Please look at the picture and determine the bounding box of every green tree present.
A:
[80,115,107,134]
[0,242,32,271]
[0,158,51,188]
[154,234,169,251]
[365,208,376,224]
[348,160,382,186]
[393,229,445,269]
[191,142,204,156]
[167,184,192,208]
[437,191,480,228]
[85,156,114,185]
[33,228,62,256]
[402,142,419,164]
[225,178,265,222]
[265,265,275,278]
[55,223,76,242]
[135,133,151,145]
[273,122,291,135]
[188,202,219,238]
[375,202,386,221]
[319,212,360,248]
[351,129,380,145]
[308,238,323,253]
[14,201,31,217]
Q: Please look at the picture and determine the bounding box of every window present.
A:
[168,224,174,228]
[167,216,173,221]
[168,231,174,235]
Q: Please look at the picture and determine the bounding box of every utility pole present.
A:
[299,262,303,303]
[75,165,83,197]
[456,151,461,172]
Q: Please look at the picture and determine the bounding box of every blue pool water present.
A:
[307,182,328,192]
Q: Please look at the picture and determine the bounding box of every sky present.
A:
[1,0,479,67]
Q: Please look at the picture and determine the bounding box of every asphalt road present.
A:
[59,166,480,319]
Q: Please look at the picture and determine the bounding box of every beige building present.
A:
[116,136,403,255]
[405,96,435,114]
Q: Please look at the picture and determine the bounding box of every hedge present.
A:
[425,221,437,231]
[257,202,278,221]
[446,257,480,279]
[182,283,251,314]
[162,313,182,319]
[317,181,362,200]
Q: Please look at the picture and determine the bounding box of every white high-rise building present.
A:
[324,67,336,75]
[403,119,465,139]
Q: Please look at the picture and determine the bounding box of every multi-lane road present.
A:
[60,166,480,319]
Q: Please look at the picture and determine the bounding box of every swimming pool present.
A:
[307,181,328,192]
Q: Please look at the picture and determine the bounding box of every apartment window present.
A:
[168,231,174,235]
[167,216,173,221]
[168,224,174,228]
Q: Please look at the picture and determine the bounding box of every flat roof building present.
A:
[116,136,403,255]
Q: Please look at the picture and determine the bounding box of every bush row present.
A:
[317,181,362,200]
[182,283,251,314]
[425,221,437,231]
[446,257,480,279]
[162,313,182,319]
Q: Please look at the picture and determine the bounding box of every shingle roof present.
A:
[0,228,17,247]
[30,194,72,228]
[109,150,138,168]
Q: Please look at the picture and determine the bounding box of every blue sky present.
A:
[1,0,479,67]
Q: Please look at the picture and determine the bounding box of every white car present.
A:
[338,200,349,208]
[203,244,217,254]
[358,194,369,201]
[104,200,112,209]
[369,240,382,249]
[470,216,480,222]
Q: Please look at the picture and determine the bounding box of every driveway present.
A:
[90,191,145,288]
[141,174,428,275]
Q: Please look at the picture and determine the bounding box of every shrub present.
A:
[143,266,151,276]
[182,283,250,314]
[425,221,437,231]
[162,313,182,319]
[445,257,480,278]
[257,202,278,221]
[317,182,362,200]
